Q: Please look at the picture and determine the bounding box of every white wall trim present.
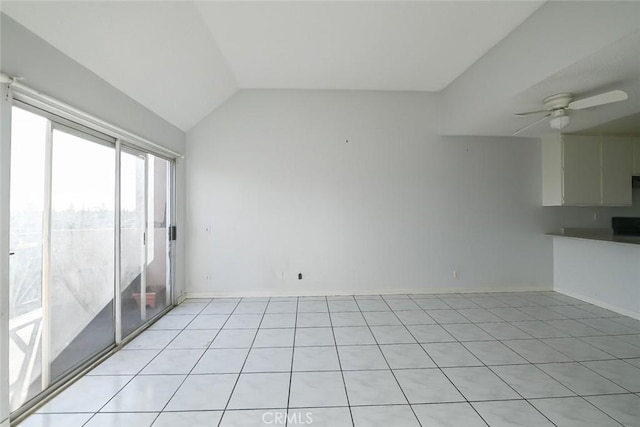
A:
[1,416,9,427]
[0,85,12,427]
[185,285,553,299]
[554,288,640,320]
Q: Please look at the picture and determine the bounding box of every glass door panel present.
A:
[8,107,47,410]
[49,127,115,380]
[120,149,146,337]
[145,155,171,318]
[8,102,176,415]
[120,152,172,337]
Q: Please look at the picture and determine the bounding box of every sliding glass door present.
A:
[48,127,116,380]
[120,148,147,338]
[8,107,47,409]
[146,155,171,318]
[8,103,176,413]
[119,150,172,340]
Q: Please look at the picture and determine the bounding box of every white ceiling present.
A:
[1,1,237,131]
[581,113,640,137]
[3,1,638,137]
[510,31,640,137]
[195,1,543,91]
[1,0,543,131]
[465,30,640,137]
[439,1,640,138]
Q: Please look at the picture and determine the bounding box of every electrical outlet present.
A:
[205,274,210,281]
[593,212,598,222]
[204,224,211,233]
[453,270,458,279]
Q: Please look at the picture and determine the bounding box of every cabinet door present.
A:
[562,136,601,205]
[634,137,640,175]
[602,137,633,205]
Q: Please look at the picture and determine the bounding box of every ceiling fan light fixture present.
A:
[549,110,570,130]
[513,89,628,136]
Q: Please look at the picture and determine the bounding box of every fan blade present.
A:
[513,113,551,136]
[568,90,628,110]
[514,109,549,117]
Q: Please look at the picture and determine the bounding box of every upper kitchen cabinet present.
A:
[562,135,602,206]
[542,134,633,206]
[634,137,640,175]
[602,137,633,205]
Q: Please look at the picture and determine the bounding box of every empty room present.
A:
[1,1,640,426]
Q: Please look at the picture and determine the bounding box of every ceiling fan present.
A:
[513,89,628,135]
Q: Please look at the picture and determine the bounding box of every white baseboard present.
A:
[185,285,553,300]
[175,293,188,305]
[554,287,640,320]
[1,417,8,427]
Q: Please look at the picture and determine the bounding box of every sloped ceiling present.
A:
[1,1,237,131]
[489,31,640,137]
[2,1,638,137]
[581,113,640,137]
[195,1,543,91]
[1,0,543,131]
[440,1,640,137]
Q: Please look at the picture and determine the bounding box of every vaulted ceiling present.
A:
[195,1,543,93]
[2,1,639,137]
[1,0,542,131]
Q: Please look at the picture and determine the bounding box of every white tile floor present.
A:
[18,292,640,426]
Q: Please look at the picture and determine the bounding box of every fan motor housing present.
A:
[543,93,573,110]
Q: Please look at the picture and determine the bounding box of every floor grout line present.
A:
[404,295,497,427]
[326,296,356,427]
[146,299,240,427]
[217,297,272,427]
[284,297,299,427]
[356,296,429,427]
[80,300,219,427]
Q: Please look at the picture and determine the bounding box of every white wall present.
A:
[187,89,624,297]
[553,237,640,319]
[0,13,188,300]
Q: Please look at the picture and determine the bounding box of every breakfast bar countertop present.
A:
[548,228,640,246]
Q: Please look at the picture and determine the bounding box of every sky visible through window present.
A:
[11,106,138,213]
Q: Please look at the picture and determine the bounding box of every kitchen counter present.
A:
[547,228,640,246]
[550,231,640,319]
